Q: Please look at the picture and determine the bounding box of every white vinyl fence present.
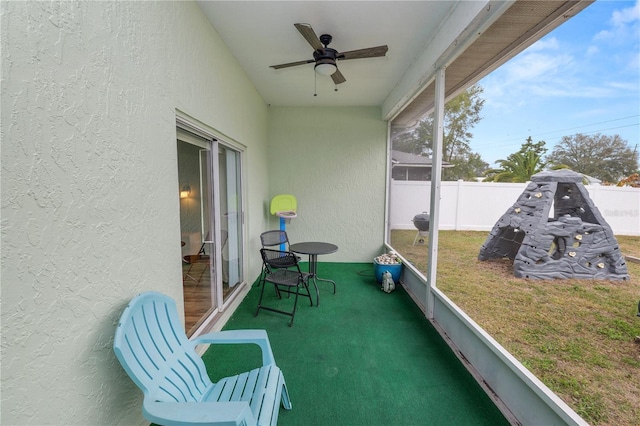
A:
[389,180,640,236]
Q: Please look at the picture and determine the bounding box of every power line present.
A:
[521,115,640,140]
[500,123,638,149]
[549,123,639,140]
[477,122,640,163]
[474,114,640,148]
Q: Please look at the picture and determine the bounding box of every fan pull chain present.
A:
[314,73,317,97]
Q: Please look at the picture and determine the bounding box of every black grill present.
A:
[412,212,430,231]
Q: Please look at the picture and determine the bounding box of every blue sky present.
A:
[472,0,640,166]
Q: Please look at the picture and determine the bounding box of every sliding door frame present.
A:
[176,113,248,334]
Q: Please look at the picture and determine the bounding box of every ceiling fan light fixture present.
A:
[315,62,337,76]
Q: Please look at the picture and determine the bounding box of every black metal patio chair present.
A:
[256,248,313,326]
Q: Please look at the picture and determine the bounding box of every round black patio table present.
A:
[289,242,338,306]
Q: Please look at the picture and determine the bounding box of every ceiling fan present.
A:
[270,23,389,85]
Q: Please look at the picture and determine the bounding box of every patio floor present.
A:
[202,262,509,425]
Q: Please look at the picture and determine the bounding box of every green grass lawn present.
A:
[391,230,640,426]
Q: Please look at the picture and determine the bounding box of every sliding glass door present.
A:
[177,124,244,336]
[217,145,243,303]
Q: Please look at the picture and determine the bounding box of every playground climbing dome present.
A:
[478,169,629,280]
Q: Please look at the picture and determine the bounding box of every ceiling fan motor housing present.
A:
[313,47,338,65]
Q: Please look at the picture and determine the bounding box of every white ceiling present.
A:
[197,1,456,107]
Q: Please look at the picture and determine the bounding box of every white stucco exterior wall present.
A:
[1,2,269,425]
[267,107,388,262]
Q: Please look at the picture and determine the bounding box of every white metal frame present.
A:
[383,53,587,426]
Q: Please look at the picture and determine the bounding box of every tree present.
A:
[547,133,639,183]
[517,136,547,159]
[617,173,640,187]
[392,85,488,180]
[392,121,432,156]
[484,137,547,182]
[450,152,489,181]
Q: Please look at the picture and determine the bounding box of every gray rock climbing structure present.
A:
[478,169,629,280]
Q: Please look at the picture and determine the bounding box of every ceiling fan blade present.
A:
[331,69,346,85]
[294,23,324,51]
[338,45,389,60]
[270,59,315,69]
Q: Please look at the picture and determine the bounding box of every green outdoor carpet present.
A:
[202,262,509,426]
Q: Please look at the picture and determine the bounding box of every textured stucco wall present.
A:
[1,2,269,425]
[267,107,388,262]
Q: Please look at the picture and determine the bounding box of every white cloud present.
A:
[606,80,640,93]
[593,29,613,41]
[611,0,640,26]
[529,84,614,99]
[506,52,572,80]
[586,45,599,56]
[473,1,639,161]
[593,0,640,43]
[478,52,572,109]
[528,36,560,51]
[479,1,640,112]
